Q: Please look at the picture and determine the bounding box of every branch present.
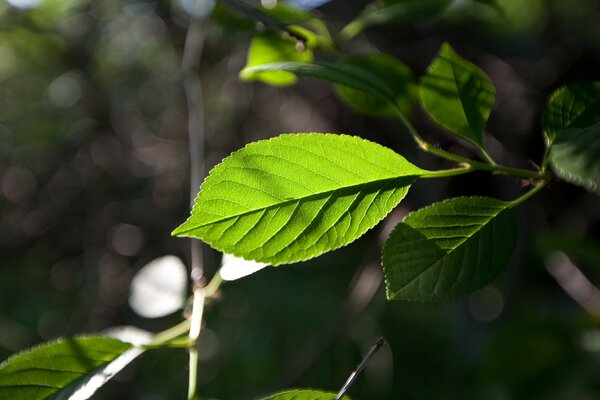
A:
[218,0,308,43]
[182,17,209,284]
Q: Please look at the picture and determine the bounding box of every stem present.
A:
[152,319,191,345]
[508,179,549,208]
[187,286,206,400]
[204,270,223,298]
[389,104,542,179]
[183,17,208,284]
[479,147,498,166]
[420,166,474,179]
[336,338,385,400]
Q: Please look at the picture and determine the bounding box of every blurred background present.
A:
[1,0,600,399]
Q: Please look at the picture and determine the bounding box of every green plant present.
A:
[1,1,599,399]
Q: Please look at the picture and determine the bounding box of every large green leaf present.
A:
[0,336,133,400]
[334,53,417,118]
[382,197,517,302]
[241,61,398,106]
[240,30,313,86]
[420,43,496,148]
[173,133,426,265]
[549,122,600,194]
[261,389,350,400]
[542,81,600,142]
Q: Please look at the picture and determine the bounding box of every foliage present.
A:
[1,0,599,399]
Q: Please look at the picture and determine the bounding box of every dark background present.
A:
[1,0,600,399]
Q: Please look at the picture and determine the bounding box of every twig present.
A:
[182,14,210,400]
[218,0,308,43]
[187,286,206,400]
[182,17,209,284]
[336,337,385,400]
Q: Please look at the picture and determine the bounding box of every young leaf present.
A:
[240,30,313,86]
[261,389,350,400]
[0,336,133,400]
[241,61,398,107]
[382,197,517,302]
[173,133,426,265]
[549,122,600,194]
[542,81,600,142]
[420,43,496,148]
[334,53,417,118]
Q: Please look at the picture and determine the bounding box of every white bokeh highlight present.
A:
[129,255,187,318]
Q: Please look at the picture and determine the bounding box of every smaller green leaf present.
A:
[542,81,600,142]
[420,43,496,148]
[240,30,313,86]
[334,53,417,118]
[549,121,600,194]
[242,61,398,107]
[261,389,351,400]
[383,197,517,302]
[0,336,133,400]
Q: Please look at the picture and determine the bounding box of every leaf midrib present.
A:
[175,175,416,235]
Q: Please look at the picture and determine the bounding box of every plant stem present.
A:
[152,319,192,345]
[508,178,549,208]
[479,147,498,166]
[389,104,542,179]
[420,166,474,178]
[183,16,208,283]
[187,286,206,400]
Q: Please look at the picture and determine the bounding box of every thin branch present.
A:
[182,17,209,284]
[218,0,308,43]
[336,338,385,400]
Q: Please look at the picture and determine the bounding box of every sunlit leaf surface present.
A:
[173,133,426,265]
[0,336,132,400]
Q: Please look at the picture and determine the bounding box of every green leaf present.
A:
[382,196,517,302]
[242,61,398,108]
[0,336,133,400]
[173,133,426,265]
[334,53,417,118]
[549,122,600,194]
[420,43,496,148]
[542,81,600,142]
[261,389,350,400]
[240,30,313,86]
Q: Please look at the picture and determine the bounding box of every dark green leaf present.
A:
[420,43,496,148]
[240,30,313,86]
[383,196,517,302]
[549,121,600,194]
[334,53,417,118]
[0,336,133,400]
[173,133,426,265]
[261,389,350,400]
[242,61,398,107]
[542,81,600,142]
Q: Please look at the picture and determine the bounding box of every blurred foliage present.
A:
[1,0,599,399]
